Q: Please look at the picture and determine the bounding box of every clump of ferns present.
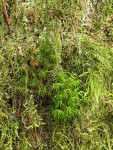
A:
[50,72,87,122]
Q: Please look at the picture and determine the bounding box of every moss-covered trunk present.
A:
[0,0,113,149]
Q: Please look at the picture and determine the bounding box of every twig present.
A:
[1,0,13,35]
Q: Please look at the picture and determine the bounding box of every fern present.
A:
[50,72,87,122]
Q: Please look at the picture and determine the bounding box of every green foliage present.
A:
[0,96,19,149]
[50,124,75,150]
[38,39,57,71]
[20,95,45,149]
[50,72,87,122]
[0,0,113,149]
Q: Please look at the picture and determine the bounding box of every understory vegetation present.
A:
[0,0,113,149]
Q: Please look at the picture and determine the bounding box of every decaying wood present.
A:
[1,0,13,35]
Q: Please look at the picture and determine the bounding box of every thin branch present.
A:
[1,0,13,35]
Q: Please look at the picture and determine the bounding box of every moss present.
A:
[0,0,113,149]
